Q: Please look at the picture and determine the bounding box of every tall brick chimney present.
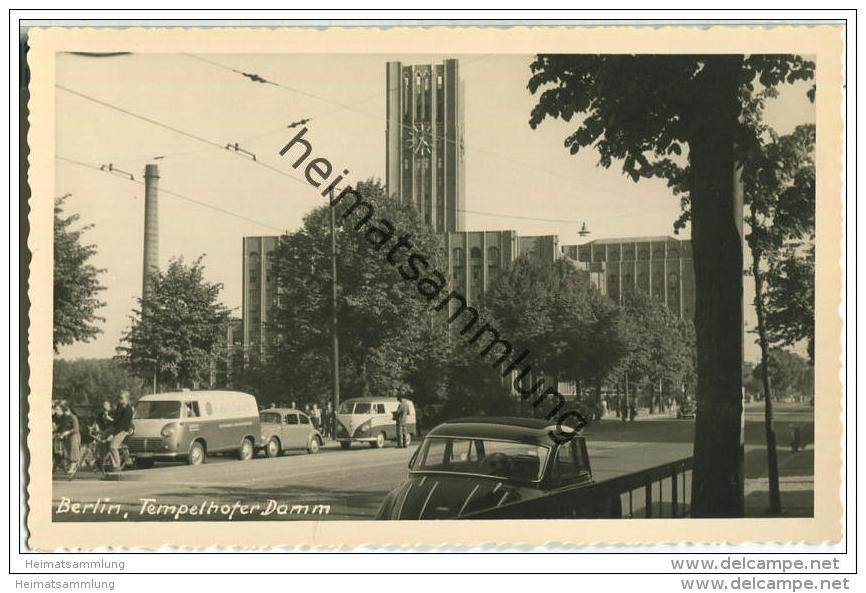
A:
[142,164,159,300]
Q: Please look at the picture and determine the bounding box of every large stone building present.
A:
[384,59,558,306]
[562,236,695,320]
[242,236,279,359]
[386,59,465,233]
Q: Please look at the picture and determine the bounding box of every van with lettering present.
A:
[127,391,260,467]
[335,397,416,449]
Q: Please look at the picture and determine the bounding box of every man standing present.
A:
[395,396,411,448]
[109,391,134,471]
[325,401,334,439]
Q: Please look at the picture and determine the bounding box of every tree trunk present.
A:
[751,245,782,514]
[360,359,370,398]
[689,55,745,518]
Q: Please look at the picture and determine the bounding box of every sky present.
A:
[54,53,816,362]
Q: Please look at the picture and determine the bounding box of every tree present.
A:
[265,179,450,405]
[483,256,632,418]
[116,256,231,389]
[528,54,814,517]
[53,195,106,352]
[620,289,696,413]
[743,123,815,514]
[52,358,146,406]
[753,348,812,400]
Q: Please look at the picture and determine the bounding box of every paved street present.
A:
[52,403,813,521]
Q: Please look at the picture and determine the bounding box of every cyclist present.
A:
[108,391,134,471]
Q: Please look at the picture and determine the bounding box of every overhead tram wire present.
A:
[55,83,315,192]
[56,154,285,233]
[56,83,677,227]
[180,53,654,207]
[234,55,492,145]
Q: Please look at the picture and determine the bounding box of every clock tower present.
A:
[386,59,465,232]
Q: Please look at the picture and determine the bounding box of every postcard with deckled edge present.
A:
[23,23,845,550]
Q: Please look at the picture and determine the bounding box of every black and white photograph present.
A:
[19,19,846,558]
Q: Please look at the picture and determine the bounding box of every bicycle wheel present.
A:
[66,454,84,481]
[100,451,115,475]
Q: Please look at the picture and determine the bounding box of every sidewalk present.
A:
[744,444,814,517]
[598,408,679,422]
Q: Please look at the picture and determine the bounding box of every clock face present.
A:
[410,122,432,155]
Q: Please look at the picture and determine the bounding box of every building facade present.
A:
[242,236,279,359]
[445,230,516,303]
[210,317,243,387]
[562,236,695,320]
[517,235,560,263]
[386,59,465,233]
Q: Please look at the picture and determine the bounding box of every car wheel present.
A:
[238,437,254,461]
[134,458,155,469]
[372,432,386,449]
[340,441,351,450]
[188,441,206,466]
[265,437,280,458]
[308,436,321,454]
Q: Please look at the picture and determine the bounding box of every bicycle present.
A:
[66,437,107,480]
[101,442,134,475]
[66,433,133,480]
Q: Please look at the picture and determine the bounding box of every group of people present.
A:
[52,391,135,475]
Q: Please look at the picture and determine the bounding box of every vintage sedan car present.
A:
[677,400,697,419]
[257,408,324,457]
[375,417,622,520]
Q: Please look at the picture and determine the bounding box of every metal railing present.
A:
[461,456,694,519]
[597,456,694,518]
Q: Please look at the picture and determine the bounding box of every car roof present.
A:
[260,408,306,415]
[138,390,255,402]
[426,417,579,446]
[341,397,407,403]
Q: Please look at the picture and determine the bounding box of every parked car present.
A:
[375,417,621,520]
[677,400,696,419]
[335,397,416,449]
[258,408,323,457]
[127,390,260,467]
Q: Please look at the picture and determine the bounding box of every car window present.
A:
[184,401,200,418]
[354,403,372,414]
[553,441,589,484]
[420,438,449,467]
[286,414,299,425]
[134,401,181,419]
[448,439,479,463]
[260,412,281,424]
[338,402,354,414]
[375,404,386,414]
[417,437,548,481]
[299,414,310,425]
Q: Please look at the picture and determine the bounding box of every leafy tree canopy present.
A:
[116,256,231,389]
[52,358,146,407]
[53,195,106,352]
[266,179,450,403]
[527,54,815,228]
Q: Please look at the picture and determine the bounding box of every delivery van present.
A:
[127,390,260,467]
[335,397,416,449]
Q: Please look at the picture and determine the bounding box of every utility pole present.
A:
[330,202,340,410]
